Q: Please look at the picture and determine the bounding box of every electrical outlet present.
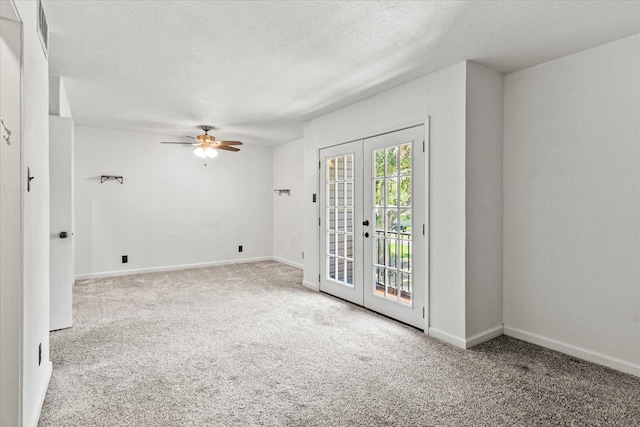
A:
[122,255,128,263]
[38,343,42,366]
[238,245,243,253]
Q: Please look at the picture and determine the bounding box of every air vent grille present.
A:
[37,0,48,57]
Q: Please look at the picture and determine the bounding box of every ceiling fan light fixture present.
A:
[205,147,218,158]
[161,126,242,159]
[193,146,207,158]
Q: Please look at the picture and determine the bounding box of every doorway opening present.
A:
[319,124,427,329]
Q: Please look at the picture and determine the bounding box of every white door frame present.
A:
[317,119,430,330]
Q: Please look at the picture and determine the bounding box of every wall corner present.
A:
[464,61,505,341]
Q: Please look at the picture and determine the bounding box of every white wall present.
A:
[272,138,304,268]
[464,62,504,342]
[3,1,54,425]
[303,62,469,340]
[504,33,640,375]
[49,75,73,118]
[74,126,274,277]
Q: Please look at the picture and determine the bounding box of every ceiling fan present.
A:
[161,125,243,158]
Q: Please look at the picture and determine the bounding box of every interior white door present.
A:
[49,115,74,331]
[319,140,364,305]
[1,15,23,425]
[319,125,426,329]
[362,126,425,328]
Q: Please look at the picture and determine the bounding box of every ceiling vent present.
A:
[37,0,48,58]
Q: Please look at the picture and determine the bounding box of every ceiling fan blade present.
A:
[161,141,195,145]
[218,140,243,146]
[185,135,197,140]
[216,145,240,152]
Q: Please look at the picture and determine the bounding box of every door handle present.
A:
[59,231,69,239]
[364,232,369,238]
[362,220,369,226]
[27,167,35,192]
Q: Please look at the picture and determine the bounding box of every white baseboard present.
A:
[504,326,640,378]
[301,280,319,291]
[428,325,504,349]
[27,361,52,427]
[75,257,273,280]
[272,257,303,270]
[428,327,466,349]
[466,325,504,348]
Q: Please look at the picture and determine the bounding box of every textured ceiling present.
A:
[43,1,640,145]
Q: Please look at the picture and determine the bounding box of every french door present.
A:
[320,125,426,329]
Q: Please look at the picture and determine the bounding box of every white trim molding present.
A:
[27,361,52,427]
[505,326,640,378]
[272,257,303,270]
[429,325,504,349]
[428,327,467,348]
[75,257,273,280]
[301,280,319,292]
[465,325,504,348]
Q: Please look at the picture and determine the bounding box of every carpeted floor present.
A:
[39,261,640,426]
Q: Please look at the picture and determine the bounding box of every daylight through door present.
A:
[372,143,413,304]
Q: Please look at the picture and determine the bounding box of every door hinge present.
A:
[422,140,425,152]
[422,307,425,319]
[319,217,321,226]
[318,274,321,283]
[422,224,425,235]
[319,160,321,170]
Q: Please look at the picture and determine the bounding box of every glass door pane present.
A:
[326,154,355,286]
[372,142,413,305]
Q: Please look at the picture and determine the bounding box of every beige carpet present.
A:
[39,261,640,426]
